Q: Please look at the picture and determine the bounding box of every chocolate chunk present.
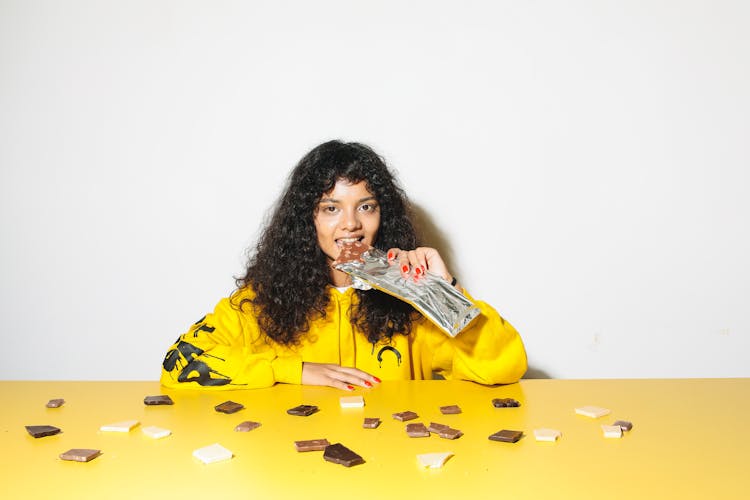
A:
[392,410,418,422]
[25,425,61,438]
[215,401,244,414]
[332,241,371,266]
[295,439,331,452]
[144,395,174,406]
[323,443,365,467]
[406,423,430,437]
[489,429,523,443]
[46,399,65,408]
[363,417,381,429]
[613,420,633,431]
[287,405,319,416]
[438,428,463,440]
[439,405,462,414]
[234,421,261,432]
[492,398,521,408]
[427,422,450,434]
[59,449,101,462]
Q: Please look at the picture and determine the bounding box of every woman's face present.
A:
[314,179,380,284]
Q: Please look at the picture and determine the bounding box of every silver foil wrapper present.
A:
[334,247,480,337]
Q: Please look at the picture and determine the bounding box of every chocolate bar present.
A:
[363,417,381,429]
[332,240,371,266]
[287,405,319,416]
[144,395,174,406]
[492,398,521,408]
[25,425,61,438]
[295,439,330,452]
[234,421,261,432]
[215,401,244,414]
[392,410,418,422]
[439,404,462,414]
[489,429,523,443]
[406,423,430,437]
[59,449,101,462]
[46,399,65,408]
[323,443,365,467]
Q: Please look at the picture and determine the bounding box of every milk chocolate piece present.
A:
[25,425,61,438]
[406,422,430,437]
[439,405,462,414]
[46,399,65,408]
[215,401,244,414]
[392,410,418,422]
[489,429,523,443]
[295,438,331,452]
[234,421,261,432]
[492,398,521,408]
[60,449,101,462]
[323,443,365,467]
[144,395,174,406]
[427,422,450,434]
[287,405,318,416]
[439,428,463,440]
[363,417,381,429]
[613,420,633,431]
[332,241,371,266]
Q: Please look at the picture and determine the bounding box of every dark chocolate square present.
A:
[363,417,381,429]
[323,443,365,467]
[406,423,430,437]
[295,439,330,452]
[144,395,174,406]
[59,449,101,462]
[215,401,244,414]
[427,422,450,434]
[489,429,523,443]
[439,428,463,440]
[392,410,418,422]
[613,420,633,431]
[25,425,61,438]
[46,399,65,408]
[439,405,462,414]
[287,404,319,416]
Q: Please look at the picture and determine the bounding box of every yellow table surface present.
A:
[1,379,748,499]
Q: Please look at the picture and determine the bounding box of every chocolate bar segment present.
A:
[287,405,319,416]
[59,449,101,462]
[406,423,430,437]
[363,417,381,429]
[234,421,261,432]
[26,425,61,438]
[295,439,331,452]
[215,401,244,414]
[144,395,174,406]
[438,428,463,440]
[427,422,450,434]
[392,410,418,422]
[492,398,521,408]
[613,420,633,431]
[439,405,462,414]
[332,241,371,266]
[46,399,65,408]
[489,429,523,443]
[323,443,365,467]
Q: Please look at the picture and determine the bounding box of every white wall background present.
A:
[1,0,748,381]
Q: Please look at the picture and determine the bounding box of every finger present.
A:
[386,248,400,262]
[331,366,380,388]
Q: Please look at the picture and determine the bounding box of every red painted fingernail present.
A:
[364,380,372,387]
[387,251,393,260]
[373,377,381,383]
[402,265,409,273]
[415,267,422,275]
[347,385,354,390]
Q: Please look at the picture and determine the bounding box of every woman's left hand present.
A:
[386,247,458,288]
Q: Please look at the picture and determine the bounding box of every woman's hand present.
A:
[386,247,459,289]
[301,362,381,391]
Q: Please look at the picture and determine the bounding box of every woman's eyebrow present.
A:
[318,196,377,204]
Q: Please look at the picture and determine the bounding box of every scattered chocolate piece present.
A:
[25,425,61,438]
[215,401,244,414]
[427,422,450,434]
[392,411,418,422]
[323,443,365,467]
[287,405,319,416]
[406,422,430,437]
[492,398,521,408]
[46,399,65,408]
[295,439,331,452]
[234,421,261,432]
[363,417,381,429]
[613,420,633,431]
[144,395,174,406]
[439,405,462,414]
[59,449,101,462]
[489,429,523,443]
[438,428,463,440]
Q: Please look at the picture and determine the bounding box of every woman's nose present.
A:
[340,209,362,231]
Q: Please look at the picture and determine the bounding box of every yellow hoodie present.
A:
[160,286,527,389]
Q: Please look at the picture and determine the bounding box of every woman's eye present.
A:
[323,205,338,213]
[360,203,377,212]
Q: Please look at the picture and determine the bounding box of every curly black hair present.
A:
[235,140,421,346]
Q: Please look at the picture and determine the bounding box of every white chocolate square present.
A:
[339,395,365,408]
[602,425,623,438]
[533,428,562,442]
[417,452,454,468]
[142,425,171,439]
[100,420,140,432]
[574,406,611,418]
[193,443,233,464]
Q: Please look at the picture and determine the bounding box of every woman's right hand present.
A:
[301,362,381,391]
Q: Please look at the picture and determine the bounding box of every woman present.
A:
[160,140,526,390]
